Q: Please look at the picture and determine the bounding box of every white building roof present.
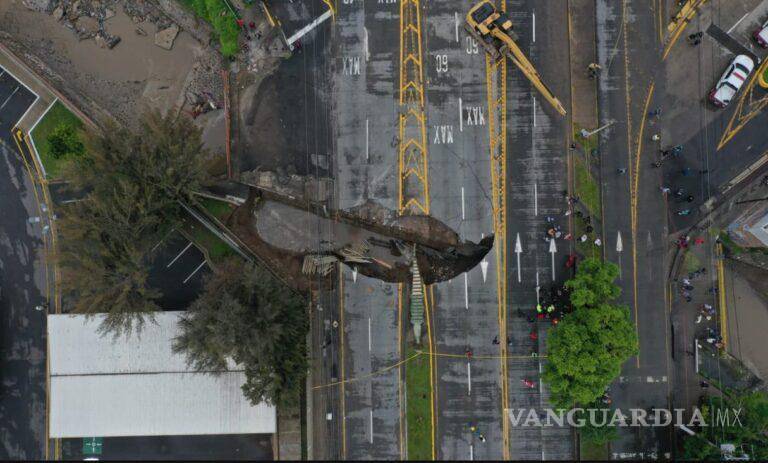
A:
[48,312,276,438]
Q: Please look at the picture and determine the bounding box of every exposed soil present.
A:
[0,0,224,151]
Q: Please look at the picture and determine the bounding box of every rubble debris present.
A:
[52,5,64,20]
[410,260,424,344]
[22,0,56,13]
[75,16,99,39]
[154,23,179,50]
[302,255,337,277]
[94,32,120,49]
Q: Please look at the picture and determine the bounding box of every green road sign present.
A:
[83,437,103,455]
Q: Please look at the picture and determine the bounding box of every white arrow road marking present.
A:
[549,238,557,281]
[515,233,523,283]
[353,266,358,283]
[480,259,488,283]
[616,231,623,280]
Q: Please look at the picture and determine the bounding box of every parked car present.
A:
[753,19,768,47]
[708,54,754,108]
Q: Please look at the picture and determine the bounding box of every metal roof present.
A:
[48,312,276,438]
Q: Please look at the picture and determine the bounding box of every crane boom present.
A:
[465,1,566,116]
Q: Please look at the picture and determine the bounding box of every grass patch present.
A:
[200,197,234,222]
[719,232,744,256]
[580,440,610,461]
[406,347,432,460]
[185,219,235,263]
[574,156,600,216]
[30,101,84,179]
[573,124,599,155]
[180,0,240,57]
[575,218,600,258]
[683,251,702,274]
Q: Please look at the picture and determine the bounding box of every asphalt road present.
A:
[503,0,575,459]
[421,1,502,460]
[0,68,46,459]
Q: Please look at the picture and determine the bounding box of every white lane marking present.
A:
[0,86,20,111]
[534,182,538,216]
[470,444,474,461]
[535,272,540,304]
[515,233,522,283]
[183,260,207,284]
[464,273,469,309]
[0,71,5,79]
[0,64,40,100]
[370,410,374,444]
[459,97,463,132]
[365,118,369,160]
[467,362,472,395]
[727,12,750,34]
[532,12,536,42]
[363,27,370,61]
[455,12,459,42]
[28,98,57,133]
[286,9,333,46]
[368,317,372,351]
[461,186,466,220]
[538,361,545,460]
[352,266,358,282]
[167,242,193,268]
[532,95,537,127]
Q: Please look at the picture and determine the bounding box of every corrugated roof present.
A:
[47,312,275,438]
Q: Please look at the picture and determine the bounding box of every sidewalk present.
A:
[0,41,97,131]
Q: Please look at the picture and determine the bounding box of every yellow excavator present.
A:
[466,1,567,116]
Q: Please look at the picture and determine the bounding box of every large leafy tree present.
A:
[565,258,621,309]
[682,391,768,460]
[174,259,308,407]
[58,111,206,336]
[543,258,638,409]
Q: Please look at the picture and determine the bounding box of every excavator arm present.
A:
[491,29,567,116]
[466,1,566,116]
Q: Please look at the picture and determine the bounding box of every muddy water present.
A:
[0,0,199,123]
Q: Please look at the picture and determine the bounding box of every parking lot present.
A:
[0,65,37,135]
[147,230,211,310]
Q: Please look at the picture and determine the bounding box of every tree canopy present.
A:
[683,391,768,460]
[58,111,206,336]
[543,258,637,409]
[565,258,621,309]
[174,259,308,407]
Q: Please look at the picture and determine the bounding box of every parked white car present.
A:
[754,19,768,47]
[708,54,754,108]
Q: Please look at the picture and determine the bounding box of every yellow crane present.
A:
[465,1,566,116]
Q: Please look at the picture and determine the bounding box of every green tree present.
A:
[543,303,638,408]
[174,259,308,407]
[47,123,84,160]
[58,111,207,336]
[565,258,621,309]
[544,257,637,408]
[682,391,768,460]
[574,404,619,446]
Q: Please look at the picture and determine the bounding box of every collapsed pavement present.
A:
[204,170,493,294]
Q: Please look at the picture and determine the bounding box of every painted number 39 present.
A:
[435,54,448,73]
